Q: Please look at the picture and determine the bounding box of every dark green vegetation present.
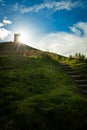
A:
[0,42,87,130]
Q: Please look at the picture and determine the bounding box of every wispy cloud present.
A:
[30,22,87,57]
[0,0,5,6]
[0,0,4,2]
[19,0,84,13]
[13,3,19,11]
[0,18,12,40]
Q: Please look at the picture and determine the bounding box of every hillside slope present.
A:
[0,42,87,130]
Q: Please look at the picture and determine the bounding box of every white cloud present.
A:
[0,28,11,40]
[0,18,12,41]
[3,19,12,25]
[20,0,83,13]
[69,22,87,36]
[0,18,12,27]
[30,22,87,57]
[76,22,87,35]
[69,26,81,36]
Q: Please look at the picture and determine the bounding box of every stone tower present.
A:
[14,34,20,44]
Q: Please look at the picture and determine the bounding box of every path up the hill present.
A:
[60,62,87,94]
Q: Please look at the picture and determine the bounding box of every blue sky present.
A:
[0,0,87,56]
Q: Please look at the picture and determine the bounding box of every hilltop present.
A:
[0,42,37,55]
[0,42,63,58]
[0,42,87,130]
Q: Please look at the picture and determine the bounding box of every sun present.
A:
[19,32,30,44]
[19,33,27,43]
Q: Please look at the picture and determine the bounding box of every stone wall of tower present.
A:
[14,34,20,44]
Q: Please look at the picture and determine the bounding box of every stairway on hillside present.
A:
[60,62,87,94]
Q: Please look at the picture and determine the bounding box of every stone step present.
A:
[78,84,87,88]
[60,62,87,94]
[75,80,87,85]
[78,84,87,90]
[60,63,74,70]
[62,65,70,67]
[75,79,87,82]
[82,90,87,94]
[62,66,71,68]
[70,75,83,80]
[66,71,77,75]
[62,66,72,70]
[61,65,70,68]
[60,63,67,65]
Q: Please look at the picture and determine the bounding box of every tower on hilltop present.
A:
[14,34,20,44]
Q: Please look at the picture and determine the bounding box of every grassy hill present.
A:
[0,42,87,130]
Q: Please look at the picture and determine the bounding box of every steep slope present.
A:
[0,42,87,130]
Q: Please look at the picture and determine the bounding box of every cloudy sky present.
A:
[0,0,87,56]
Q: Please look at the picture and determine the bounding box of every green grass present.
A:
[0,42,87,130]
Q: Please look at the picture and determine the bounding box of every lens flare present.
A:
[14,28,32,44]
